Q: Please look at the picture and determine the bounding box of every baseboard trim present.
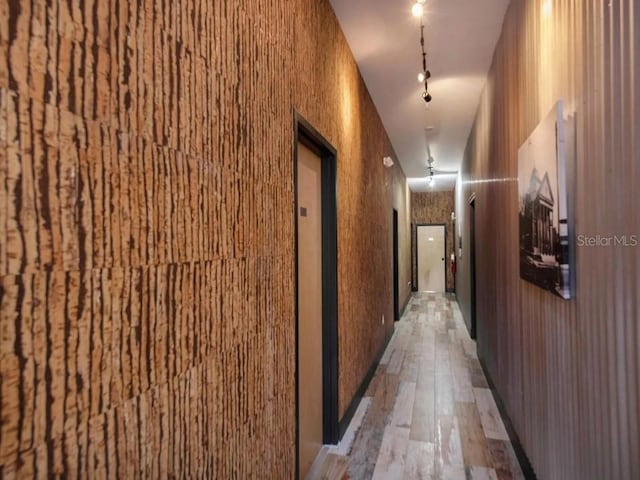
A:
[479,359,538,480]
[338,328,394,438]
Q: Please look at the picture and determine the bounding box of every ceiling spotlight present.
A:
[417,71,431,83]
[429,177,436,187]
[411,3,424,17]
[423,91,432,103]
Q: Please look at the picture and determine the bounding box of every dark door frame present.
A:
[414,223,447,293]
[469,194,477,339]
[392,209,400,321]
[293,112,339,478]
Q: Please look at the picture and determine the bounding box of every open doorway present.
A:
[416,224,447,293]
[469,197,477,339]
[294,113,339,478]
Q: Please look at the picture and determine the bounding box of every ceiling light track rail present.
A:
[413,1,432,104]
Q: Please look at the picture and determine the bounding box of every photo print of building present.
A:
[518,102,571,299]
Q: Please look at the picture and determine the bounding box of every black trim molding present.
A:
[479,359,538,480]
[338,329,394,437]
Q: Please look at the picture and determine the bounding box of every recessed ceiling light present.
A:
[428,237,434,242]
[411,3,424,17]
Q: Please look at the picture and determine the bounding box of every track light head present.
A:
[418,70,432,83]
[423,92,432,103]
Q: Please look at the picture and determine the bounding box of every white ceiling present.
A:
[329,0,510,192]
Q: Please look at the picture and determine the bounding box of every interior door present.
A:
[393,209,399,321]
[417,225,446,292]
[470,199,477,339]
[296,142,323,477]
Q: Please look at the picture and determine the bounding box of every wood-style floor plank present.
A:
[455,402,493,467]
[486,439,525,480]
[404,440,436,480]
[371,425,410,480]
[391,381,416,429]
[340,294,525,480]
[410,381,436,443]
[474,388,509,441]
[346,372,400,480]
[336,397,372,456]
[435,415,464,468]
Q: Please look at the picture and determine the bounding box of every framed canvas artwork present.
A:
[518,101,572,300]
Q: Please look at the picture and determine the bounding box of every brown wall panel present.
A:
[0,0,411,476]
[411,190,455,292]
[455,1,640,479]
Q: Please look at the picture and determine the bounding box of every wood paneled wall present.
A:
[411,190,455,292]
[455,1,640,479]
[0,0,410,476]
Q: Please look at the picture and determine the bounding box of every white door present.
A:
[417,225,446,292]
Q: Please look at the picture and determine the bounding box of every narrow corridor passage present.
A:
[308,294,525,480]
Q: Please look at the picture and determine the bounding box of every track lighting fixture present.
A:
[417,16,432,104]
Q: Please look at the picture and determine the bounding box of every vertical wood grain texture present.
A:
[411,191,455,291]
[0,0,411,476]
[455,1,639,479]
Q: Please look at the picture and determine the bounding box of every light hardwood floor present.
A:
[307,293,525,480]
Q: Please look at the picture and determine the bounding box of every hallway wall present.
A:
[0,0,410,477]
[411,190,455,292]
[455,1,640,479]
[392,170,413,314]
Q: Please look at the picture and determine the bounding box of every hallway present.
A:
[1,0,639,477]
[308,294,524,480]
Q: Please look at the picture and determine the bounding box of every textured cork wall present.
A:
[0,0,409,477]
[411,190,455,292]
[455,1,640,478]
